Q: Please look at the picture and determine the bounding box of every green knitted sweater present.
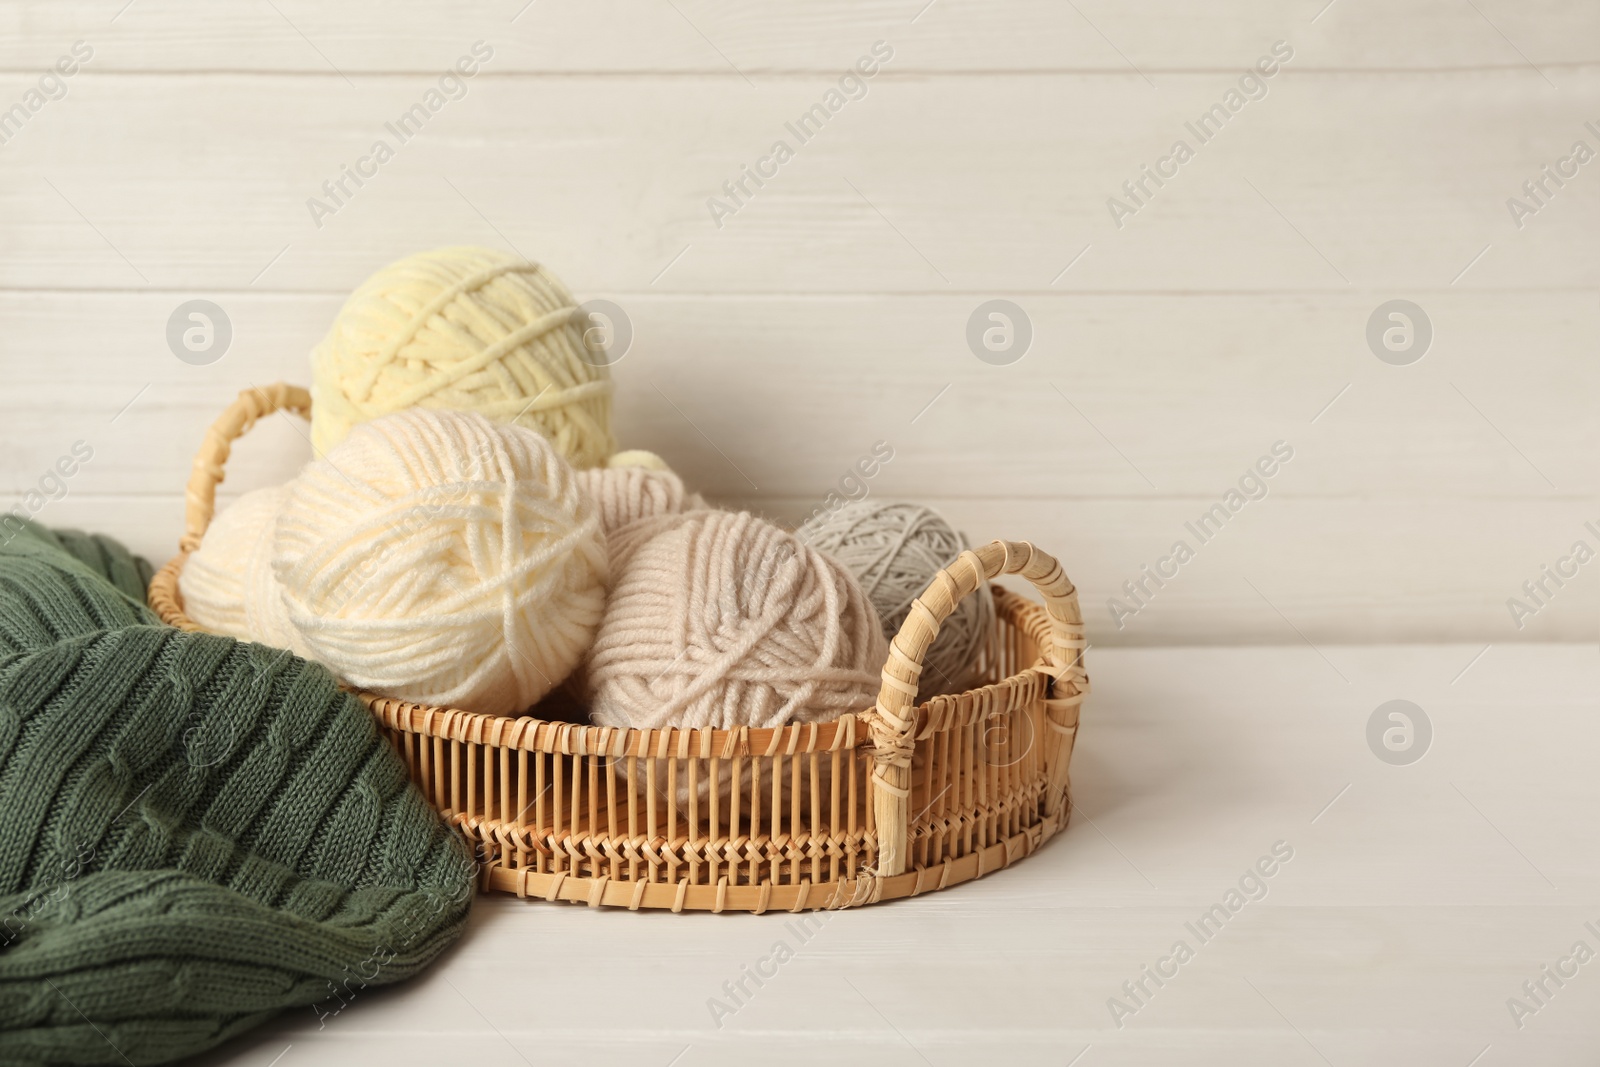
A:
[0,522,475,1065]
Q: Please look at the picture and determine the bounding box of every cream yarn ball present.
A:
[179,486,313,659]
[585,510,888,732]
[796,501,993,699]
[183,408,602,717]
[310,246,617,467]
[179,484,288,642]
[606,449,670,473]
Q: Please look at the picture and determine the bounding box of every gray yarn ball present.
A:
[796,501,994,700]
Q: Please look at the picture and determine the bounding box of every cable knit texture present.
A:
[586,510,887,731]
[0,520,474,1065]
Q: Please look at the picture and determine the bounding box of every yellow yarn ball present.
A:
[310,246,617,467]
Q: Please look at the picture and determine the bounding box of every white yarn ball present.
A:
[586,509,888,731]
[796,501,993,699]
[180,485,288,641]
[271,408,607,715]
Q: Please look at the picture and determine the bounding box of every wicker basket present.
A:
[149,383,1090,912]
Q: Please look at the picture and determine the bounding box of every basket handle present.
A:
[869,539,1087,877]
[177,382,311,553]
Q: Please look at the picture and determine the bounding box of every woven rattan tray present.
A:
[149,384,1090,912]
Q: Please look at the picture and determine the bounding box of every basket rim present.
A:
[362,587,1056,755]
[153,549,1058,756]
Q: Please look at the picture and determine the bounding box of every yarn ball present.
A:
[607,449,671,472]
[179,484,287,641]
[181,485,308,658]
[182,408,601,717]
[796,501,993,699]
[574,461,707,540]
[585,510,888,731]
[310,246,617,467]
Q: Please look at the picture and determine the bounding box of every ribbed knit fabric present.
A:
[0,521,475,1065]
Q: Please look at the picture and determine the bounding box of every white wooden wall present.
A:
[0,1,1593,645]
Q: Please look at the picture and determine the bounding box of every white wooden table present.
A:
[188,642,1599,1067]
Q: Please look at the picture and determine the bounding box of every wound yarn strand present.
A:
[586,510,887,732]
[310,246,617,466]
[797,500,994,699]
[183,408,607,716]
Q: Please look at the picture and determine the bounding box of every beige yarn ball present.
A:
[310,246,617,467]
[797,501,994,699]
[585,510,888,731]
[269,408,607,716]
[574,460,707,540]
